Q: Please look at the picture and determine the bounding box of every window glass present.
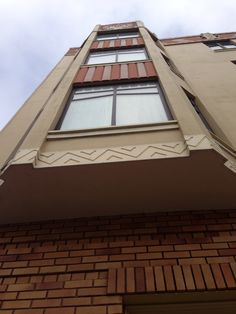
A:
[117,82,156,90]
[87,51,116,65]
[116,94,169,125]
[58,83,171,131]
[222,44,236,49]
[206,41,236,50]
[60,96,113,130]
[97,32,139,41]
[86,48,147,65]
[117,49,146,62]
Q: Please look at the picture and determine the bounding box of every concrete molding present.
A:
[224,160,236,174]
[185,134,212,150]
[12,134,236,171]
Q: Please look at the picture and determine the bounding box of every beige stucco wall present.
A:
[1,23,235,173]
[165,43,236,149]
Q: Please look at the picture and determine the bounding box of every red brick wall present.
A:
[1,209,236,313]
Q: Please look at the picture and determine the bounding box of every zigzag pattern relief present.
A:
[185,134,212,150]
[36,142,188,167]
[12,149,38,164]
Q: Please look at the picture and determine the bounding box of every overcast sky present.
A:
[1,0,236,130]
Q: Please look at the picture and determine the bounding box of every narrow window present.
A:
[183,89,213,132]
[97,32,139,41]
[161,53,183,79]
[86,48,148,65]
[205,41,236,50]
[58,82,172,131]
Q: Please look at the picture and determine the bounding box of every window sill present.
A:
[47,120,178,140]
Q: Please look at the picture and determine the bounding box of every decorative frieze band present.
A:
[11,134,236,173]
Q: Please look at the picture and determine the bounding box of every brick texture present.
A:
[0,209,236,313]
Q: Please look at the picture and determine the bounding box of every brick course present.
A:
[0,209,236,313]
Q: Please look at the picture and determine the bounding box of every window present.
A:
[86,48,147,65]
[183,89,213,132]
[58,82,172,131]
[161,53,184,79]
[97,32,139,41]
[206,41,236,50]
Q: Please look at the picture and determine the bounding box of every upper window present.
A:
[86,48,148,65]
[97,32,139,41]
[206,41,236,50]
[58,82,172,131]
[183,89,213,132]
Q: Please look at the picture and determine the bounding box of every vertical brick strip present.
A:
[154,266,165,292]
[93,66,104,82]
[144,62,157,77]
[74,68,89,83]
[201,264,216,290]
[191,264,205,291]
[163,265,175,292]
[91,42,99,49]
[137,63,147,77]
[117,268,125,294]
[111,64,120,80]
[109,40,115,48]
[210,264,226,289]
[84,67,95,82]
[115,39,121,48]
[173,265,185,292]
[135,267,145,293]
[120,64,128,79]
[126,268,135,293]
[132,38,138,45]
[126,38,132,47]
[107,268,117,294]
[102,65,112,81]
[230,262,236,281]
[97,41,104,49]
[182,265,195,291]
[128,63,138,79]
[104,41,110,49]
[145,266,155,292]
[137,38,144,45]
[221,263,236,288]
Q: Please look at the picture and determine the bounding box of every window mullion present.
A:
[111,87,117,125]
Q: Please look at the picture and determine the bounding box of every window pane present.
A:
[118,32,139,39]
[75,86,113,93]
[118,49,147,62]
[73,92,113,100]
[211,46,222,50]
[116,94,169,126]
[97,32,139,41]
[97,34,117,40]
[117,88,157,94]
[60,96,113,130]
[223,44,236,49]
[117,82,157,90]
[87,52,116,64]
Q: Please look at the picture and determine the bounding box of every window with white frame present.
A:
[58,82,172,131]
[205,41,236,50]
[86,48,148,65]
[97,32,139,41]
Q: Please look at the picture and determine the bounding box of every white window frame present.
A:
[206,40,236,50]
[86,48,148,65]
[97,32,139,41]
[57,82,172,131]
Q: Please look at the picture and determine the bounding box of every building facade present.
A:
[0,21,236,313]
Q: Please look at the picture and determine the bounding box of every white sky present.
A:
[1,0,236,130]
